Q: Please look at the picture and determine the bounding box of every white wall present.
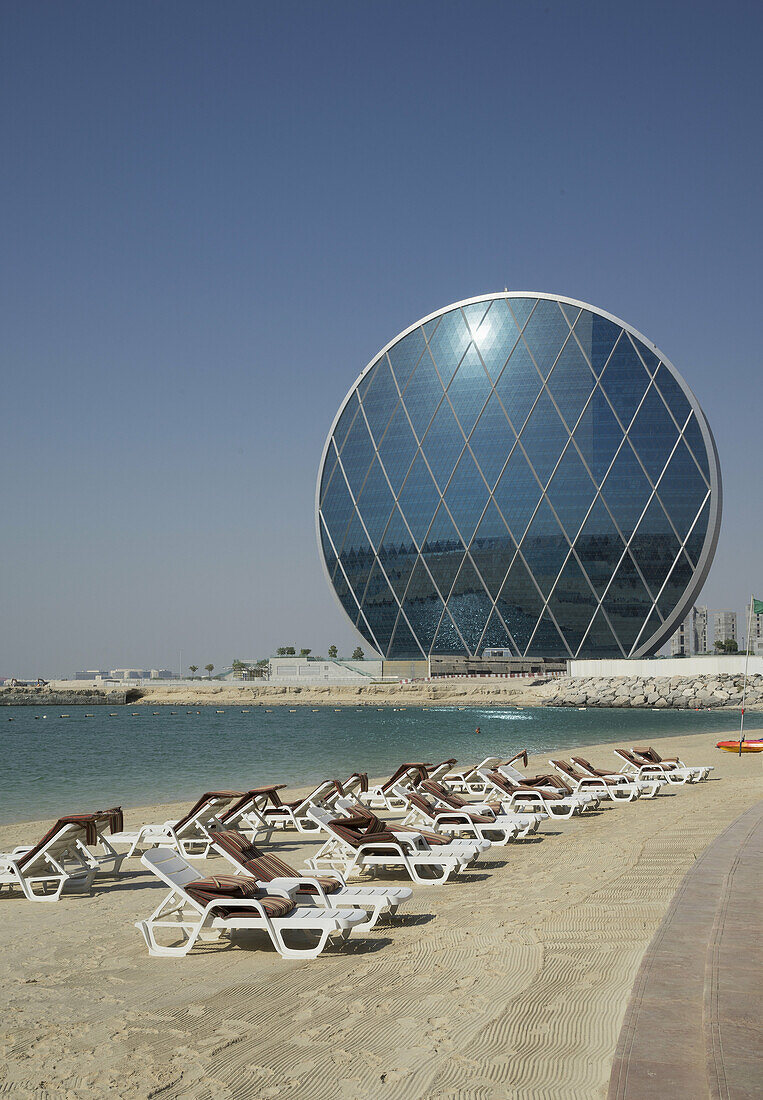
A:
[267,658,383,684]
[569,656,763,677]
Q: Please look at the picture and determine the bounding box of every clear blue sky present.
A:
[2,1,761,675]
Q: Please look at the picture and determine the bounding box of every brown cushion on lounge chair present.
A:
[347,772,369,793]
[437,811,496,825]
[421,780,467,808]
[571,757,609,777]
[381,763,431,791]
[93,807,124,833]
[328,814,402,850]
[15,815,100,869]
[185,874,296,918]
[633,746,680,765]
[212,831,342,894]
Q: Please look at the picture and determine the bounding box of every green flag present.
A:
[754,597,763,615]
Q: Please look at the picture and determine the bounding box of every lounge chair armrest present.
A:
[267,875,334,905]
[433,811,475,828]
[356,841,408,857]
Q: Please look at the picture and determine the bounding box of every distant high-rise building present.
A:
[669,605,708,656]
[711,610,738,649]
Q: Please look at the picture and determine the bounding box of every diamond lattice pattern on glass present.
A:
[319,297,715,659]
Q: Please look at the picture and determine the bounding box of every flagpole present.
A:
[739,594,753,755]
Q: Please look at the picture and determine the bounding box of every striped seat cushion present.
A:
[185,874,295,918]
[212,831,342,894]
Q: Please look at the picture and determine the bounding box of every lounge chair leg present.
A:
[136,919,203,957]
[270,925,333,959]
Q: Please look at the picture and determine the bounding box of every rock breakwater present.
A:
[543,673,763,709]
[0,686,134,706]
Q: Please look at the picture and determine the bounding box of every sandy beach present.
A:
[0,729,760,1098]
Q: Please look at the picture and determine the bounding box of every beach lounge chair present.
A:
[136,848,365,958]
[209,830,412,930]
[573,754,666,795]
[0,817,101,900]
[610,749,685,786]
[419,779,546,838]
[392,783,524,846]
[305,806,481,884]
[632,745,712,781]
[477,768,587,819]
[239,783,340,831]
[109,791,246,859]
[356,763,431,811]
[422,758,459,782]
[549,760,647,801]
[494,758,601,811]
[339,772,370,799]
[571,752,664,796]
[331,797,490,861]
[86,807,129,875]
[216,788,277,842]
[443,757,504,795]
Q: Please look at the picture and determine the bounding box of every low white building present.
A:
[267,656,383,685]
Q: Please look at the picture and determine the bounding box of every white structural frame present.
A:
[315,292,722,660]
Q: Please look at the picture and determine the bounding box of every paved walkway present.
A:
[608,798,762,1099]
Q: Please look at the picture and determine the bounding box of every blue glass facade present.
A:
[317,294,722,659]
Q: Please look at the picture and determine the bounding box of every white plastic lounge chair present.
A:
[0,817,100,900]
[109,791,245,859]
[443,757,504,795]
[571,756,662,797]
[136,847,365,958]
[549,760,647,801]
[495,762,601,811]
[305,806,481,884]
[611,749,690,786]
[331,797,489,863]
[477,768,587,819]
[209,830,412,931]
[422,758,459,783]
[216,788,276,841]
[255,780,342,833]
[420,779,547,837]
[392,783,524,846]
[632,745,712,781]
[356,763,431,811]
[87,808,129,875]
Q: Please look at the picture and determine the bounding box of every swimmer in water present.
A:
[475,726,481,735]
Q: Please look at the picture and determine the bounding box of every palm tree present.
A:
[328,644,338,658]
[189,665,198,679]
[205,663,214,678]
[351,647,364,660]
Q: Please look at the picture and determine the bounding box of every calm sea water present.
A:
[0,703,756,824]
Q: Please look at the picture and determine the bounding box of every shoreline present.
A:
[0,727,760,1098]
[3,671,763,711]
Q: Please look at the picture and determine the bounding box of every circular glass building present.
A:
[316,293,721,659]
